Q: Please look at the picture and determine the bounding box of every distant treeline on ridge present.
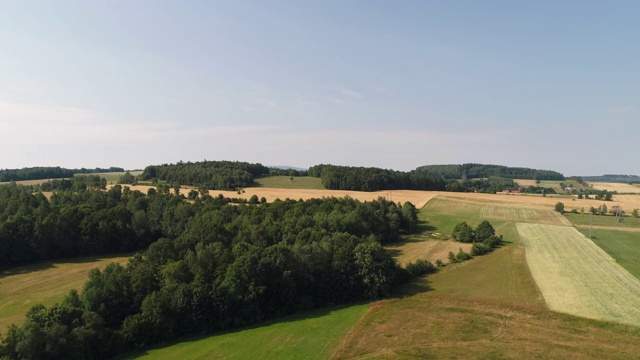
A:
[308,164,447,191]
[0,167,125,182]
[139,160,270,190]
[413,163,564,181]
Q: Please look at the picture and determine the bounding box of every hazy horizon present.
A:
[2,1,639,175]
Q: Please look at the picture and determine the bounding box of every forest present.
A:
[414,163,565,180]
[308,164,447,191]
[0,181,420,359]
[0,167,124,182]
[139,161,270,190]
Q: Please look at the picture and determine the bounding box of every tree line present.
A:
[0,192,419,359]
[308,164,447,191]
[414,163,564,181]
[0,167,124,183]
[139,161,270,190]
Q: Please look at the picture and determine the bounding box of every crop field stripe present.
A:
[517,223,640,326]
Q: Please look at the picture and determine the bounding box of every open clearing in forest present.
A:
[253,176,324,190]
[126,304,367,360]
[517,223,640,326]
[386,239,472,266]
[0,254,131,335]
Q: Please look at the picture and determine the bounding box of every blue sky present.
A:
[1,1,638,175]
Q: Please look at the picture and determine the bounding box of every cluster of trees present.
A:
[576,189,614,201]
[0,194,418,359]
[451,220,502,256]
[414,163,564,181]
[0,167,124,182]
[139,161,270,190]
[444,177,519,193]
[308,164,446,192]
[0,183,192,267]
[38,175,107,192]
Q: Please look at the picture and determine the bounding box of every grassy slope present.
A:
[124,304,368,360]
[581,228,640,279]
[333,200,640,359]
[0,254,132,335]
[253,176,324,190]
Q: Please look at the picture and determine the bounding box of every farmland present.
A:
[0,254,132,335]
[584,229,640,279]
[517,223,640,326]
[126,304,367,360]
[589,182,640,194]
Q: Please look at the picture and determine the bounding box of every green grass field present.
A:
[253,176,324,190]
[334,221,640,359]
[564,212,640,229]
[124,304,367,360]
[0,254,132,335]
[582,229,640,279]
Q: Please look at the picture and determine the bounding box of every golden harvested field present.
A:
[0,255,131,335]
[386,239,472,266]
[589,182,640,194]
[514,178,538,187]
[517,223,640,327]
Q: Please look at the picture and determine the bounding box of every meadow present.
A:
[0,254,131,335]
[125,304,368,360]
[584,228,640,279]
[517,223,640,326]
[253,176,325,190]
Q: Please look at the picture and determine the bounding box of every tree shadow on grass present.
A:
[119,300,372,359]
[416,219,437,233]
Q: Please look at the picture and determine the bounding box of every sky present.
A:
[1,1,638,176]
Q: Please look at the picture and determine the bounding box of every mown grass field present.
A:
[85,171,143,184]
[517,223,640,327]
[124,304,368,360]
[564,212,640,229]
[0,254,132,335]
[583,228,640,279]
[333,221,640,359]
[253,176,324,190]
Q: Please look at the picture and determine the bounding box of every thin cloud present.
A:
[608,106,635,114]
[372,86,391,93]
[339,87,364,99]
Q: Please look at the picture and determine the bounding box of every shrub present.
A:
[456,248,472,261]
[452,222,474,243]
[405,259,436,277]
[435,259,444,267]
[471,242,491,256]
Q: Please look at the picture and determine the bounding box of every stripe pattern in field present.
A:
[482,206,570,226]
[517,223,640,326]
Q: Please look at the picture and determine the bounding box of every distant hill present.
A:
[414,163,564,181]
[582,174,640,183]
[0,166,125,182]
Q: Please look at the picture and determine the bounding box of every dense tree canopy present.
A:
[414,163,564,181]
[308,164,446,192]
[139,161,270,190]
[0,192,417,359]
[0,167,124,182]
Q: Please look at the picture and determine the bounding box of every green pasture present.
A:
[564,212,640,229]
[79,171,143,184]
[124,303,367,360]
[253,176,324,190]
[582,229,640,280]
